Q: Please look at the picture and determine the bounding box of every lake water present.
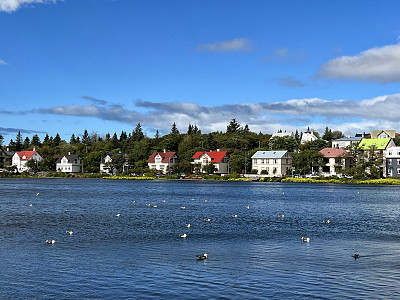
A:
[1,178,400,299]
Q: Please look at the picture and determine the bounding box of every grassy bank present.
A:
[281,177,400,185]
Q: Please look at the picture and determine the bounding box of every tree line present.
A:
[1,121,400,178]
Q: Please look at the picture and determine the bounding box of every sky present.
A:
[1,0,400,144]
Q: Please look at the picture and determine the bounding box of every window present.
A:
[388,160,392,165]
[253,159,257,165]
[362,143,366,146]
[265,159,269,164]
[203,157,209,164]
[274,159,278,164]
[160,165,164,170]
[389,151,392,155]
[381,142,385,146]
[261,159,264,164]
[397,159,400,165]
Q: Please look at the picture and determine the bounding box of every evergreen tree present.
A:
[70,134,77,144]
[133,123,144,141]
[155,130,160,139]
[23,137,30,150]
[8,139,16,151]
[171,123,179,134]
[15,131,23,151]
[43,134,50,145]
[111,132,119,147]
[226,118,241,133]
[243,124,250,133]
[31,134,41,147]
[120,131,127,141]
[53,133,61,146]
[105,133,111,142]
[82,130,90,145]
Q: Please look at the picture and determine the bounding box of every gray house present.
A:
[251,150,293,176]
[56,153,82,173]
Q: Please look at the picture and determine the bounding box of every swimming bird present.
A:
[323,219,331,224]
[36,193,40,196]
[146,203,151,207]
[29,203,33,207]
[180,206,186,209]
[66,230,74,235]
[245,205,250,209]
[190,198,195,201]
[353,253,360,259]
[186,223,191,228]
[203,218,212,222]
[162,200,166,203]
[203,200,208,203]
[282,192,285,195]
[179,233,187,238]
[232,214,238,218]
[301,237,310,242]
[278,214,285,218]
[64,209,69,213]
[115,213,121,217]
[153,205,158,208]
[131,200,136,203]
[46,239,56,244]
[196,253,208,260]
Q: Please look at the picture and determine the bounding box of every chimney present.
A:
[68,152,71,155]
[217,149,220,152]
[7,147,9,152]
[163,149,166,153]
[33,147,36,151]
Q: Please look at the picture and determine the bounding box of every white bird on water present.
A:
[301,237,310,242]
[179,233,187,238]
[203,218,212,222]
[232,214,238,218]
[323,219,331,224]
[245,205,250,209]
[46,240,56,244]
[36,193,40,196]
[197,253,208,260]
[186,223,191,228]
[278,214,285,218]
[181,206,186,210]
[29,203,33,207]
[115,213,121,217]
[66,230,74,235]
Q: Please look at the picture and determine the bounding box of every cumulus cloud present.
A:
[0,0,58,13]
[11,93,397,136]
[318,43,400,83]
[270,76,304,87]
[0,59,7,65]
[197,38,253,53]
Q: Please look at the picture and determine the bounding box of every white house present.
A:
[386,146,400,178]
[318,147,353,177]
[301,131,318,144]
[371,130,396,139]
[100,152,129,175]
[147,150,178,174]
[192,150,229,174]
[251,150,293,176]
[56,153,82,173]
[12,149,43,172]
[332,136,362,149]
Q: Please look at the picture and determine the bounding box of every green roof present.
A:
[357,138,391,150]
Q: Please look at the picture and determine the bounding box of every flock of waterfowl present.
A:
[33,190,360,261]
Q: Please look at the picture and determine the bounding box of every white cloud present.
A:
[0,0,58,13]
[12,93,397,136]
[261,48,307,64]
[0,59,7,65]
[197,38,253,53]
[318,43,400,83]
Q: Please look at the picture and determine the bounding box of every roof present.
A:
[192,150,228,163]
[333,137,362,142]
[357,138,392,150]
[319,148,347,158]
[371,130,396,139]
[147,151,177,163]
[251,150,288,159]
[14,151,38,161]
[56,154,81,164]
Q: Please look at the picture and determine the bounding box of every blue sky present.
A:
[1,0,400,143]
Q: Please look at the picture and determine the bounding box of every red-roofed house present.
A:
[192,150,229,174]
[12,149,43,172]
[318,147,353,177]
[147,150,178,174]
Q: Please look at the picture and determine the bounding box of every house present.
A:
[301,131,318,144]
[371,130,396,139]
[192,150,229,174]
[12,149,43,172]
[100,152,129,175]
[271,131,295,138]
[332,136,362,149]
[56,153,82,173]
[358,138,396,177]
[318,148,353,177]
[147,150,178,174]
[251,150,293,176]
[385,147,400,178]
[0,147,13,166]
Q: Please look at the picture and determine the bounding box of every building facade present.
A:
[147,151,178,174]
[12,150,43,172]
[385,147,400,178]
[251,150,293,176]
[192,150,229,174]
[56,153,82,173]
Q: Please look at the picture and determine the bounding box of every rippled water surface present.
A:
[1,178,400,299]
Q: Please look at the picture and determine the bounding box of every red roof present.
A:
[147,152,176,163]
[15,151,37,161]
[319,148,347,158]
[192,150,228,163]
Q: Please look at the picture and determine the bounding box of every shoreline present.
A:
[2,174,400,185]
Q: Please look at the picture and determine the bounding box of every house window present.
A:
[389,151,392,155]
[265,159,269,164]
[266,167,269,173]
[253,159,257,164]
[273,167,277,174]
[388,160,392,165]
[160,165,164,170]
[397,159,400,165]
[261,159,264,164]
[151,165,156,170]
[273,159,278,164]
[286,159,289,164]
[203,157,209,164]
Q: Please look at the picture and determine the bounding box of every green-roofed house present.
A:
[358,138,396,177]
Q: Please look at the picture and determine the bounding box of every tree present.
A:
[31,134,41,147]
[82,130,90,145]
[203,163,217,174]
[23,137,30,150]
[226,118,241,133]
[26,159,41,174]
[269,136,298,152]
[322,127,333,142]
[43,134,50,145]
[133,123,144,141]
[15,131,23,151]
[120,131,127,141]
[53,133,61,146]
[111,132,119,148]
[171,123,180,134]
